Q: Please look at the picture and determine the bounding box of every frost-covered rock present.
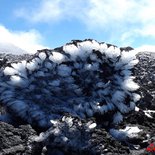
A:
[33,115,130,155]
[0,40,155,155]
[0,39,140,128]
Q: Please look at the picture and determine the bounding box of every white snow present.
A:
[26,60,39,71]
[110,128,128,141]
[119,126,142,135]
[50,120,58,125]
[132,93,141,102]
[49,51,65,63]
[88,123,97,129]
[78,40,100,54]
[110,126,142,141]
[122,77,140,91]
[143,110,155,118]
[63,44,80,59]
[105,46,120,59]
[11,61,27,78]
[99,43,108,53]
[3,67,18,75]
[10,75,23,84]
[135,106,140,112]
[39,52,47,61]
[11,61,27,72]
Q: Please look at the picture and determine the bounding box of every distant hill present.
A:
[0,42,27,55]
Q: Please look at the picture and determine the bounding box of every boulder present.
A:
[0,41,155,154]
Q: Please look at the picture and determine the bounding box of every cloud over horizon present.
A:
[0,0,155,53]
[0,24,47,53]
[14,0,155,50]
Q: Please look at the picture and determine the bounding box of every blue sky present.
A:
[0,0,155,53]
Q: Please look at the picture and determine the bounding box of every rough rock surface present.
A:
[0,122,42,155]
[0,49,155,154]
[34,115,131,155]
[134,52,155,110]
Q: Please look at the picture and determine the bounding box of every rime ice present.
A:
[0,39,140,128]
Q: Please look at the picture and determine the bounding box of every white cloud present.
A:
[86,0,155,47]
[16,1,62,22]
[84,0,155,29]
[136,25,155,37]
[15,0,155,27]
[15,0,155,48]
[0,25,47,54]
[15,0,88,23]
[86,0,137,28]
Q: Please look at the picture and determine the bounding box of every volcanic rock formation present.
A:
[0,40,155,155]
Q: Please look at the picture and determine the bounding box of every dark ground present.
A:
[0,51,155,155]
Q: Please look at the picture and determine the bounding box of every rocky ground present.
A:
[0,51,155,155]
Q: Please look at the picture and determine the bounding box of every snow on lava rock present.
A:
[0,39,140,128]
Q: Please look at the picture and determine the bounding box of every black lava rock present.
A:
[0,47,155,155]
